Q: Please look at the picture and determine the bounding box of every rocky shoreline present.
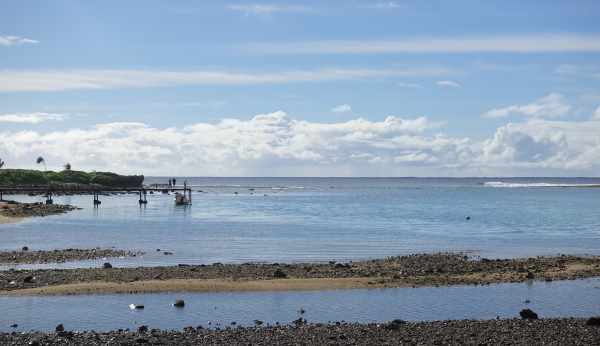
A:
[0,248,143,265]
[0,200,79,219]
[1,253,599,294]
[1,318,599,345]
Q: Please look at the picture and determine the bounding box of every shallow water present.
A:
[1,177,600,268]
[1,278,599,332]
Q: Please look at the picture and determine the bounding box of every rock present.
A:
[292,318,306,326]
[273,269,287,278]
[465,216,471,220]
[28,340,40,346]
[254,320,264,326]
[173,299,185,308]
[384,319,407,330]
[103,262,113,269]
[519,309,538,320]
[137,325,148,333]
[22,246,29,251]
[55,323,65,332]
[129,304,145,310]
[10,323,18,328]
[23,275,34,283]
[526,272,535,279]
[587,317,600,326]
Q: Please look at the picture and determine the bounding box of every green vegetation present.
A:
[0,169,144,188]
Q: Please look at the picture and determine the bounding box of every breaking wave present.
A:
[484,181,600,188]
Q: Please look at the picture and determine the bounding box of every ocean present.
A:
[1,177,599,268]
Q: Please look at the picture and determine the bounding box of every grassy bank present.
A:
[0,169,143,188]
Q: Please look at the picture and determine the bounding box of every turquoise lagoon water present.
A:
[1,177,599,268]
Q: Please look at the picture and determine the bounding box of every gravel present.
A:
[0,318,599,345]
[0,248,143,265]
[1,253,599,292]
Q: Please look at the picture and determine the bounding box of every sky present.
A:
[1,0,600,177]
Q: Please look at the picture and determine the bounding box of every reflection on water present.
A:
[1,278,599,332]
[0,177,599,268]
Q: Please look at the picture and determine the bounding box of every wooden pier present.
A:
[0,184,193,206]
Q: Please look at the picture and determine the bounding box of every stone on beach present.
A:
[587,317,600,326]
[103,262,113,269]
[173,299,185,308]
[520,309,539,320]
[55,324,64,332]
[273,269,287,278]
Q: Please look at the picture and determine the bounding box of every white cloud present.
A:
[0,112,469,176]
[0,67,455,92]
[0,112,66,124]
[331,104,352,113]
[1,111,599,176]
[479,119,600,172]
[482,93,570,119]
[397,82,423,89]
[436,80,461,88]
[593,106,600,120]
[243,34,600,55]
[227,4,311,15]
[368,2,401,9]
[0,35,38,46]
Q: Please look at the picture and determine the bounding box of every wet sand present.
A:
[1,318,599,345]
[0,215,21,224]
[2,253,599,295]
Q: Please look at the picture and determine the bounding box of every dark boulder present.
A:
[137,325,148,333]
[103,262,112,269]
[384,319,407,330]
[519,309,538,320]
[587,317,600,326]
[273,268,287,278]
[173,299,185,308]
[55,324,65,332]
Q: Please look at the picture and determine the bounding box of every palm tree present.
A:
[64,163,71,171]
[36,156,47,171]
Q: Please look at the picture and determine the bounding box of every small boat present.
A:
[174,192,190,205]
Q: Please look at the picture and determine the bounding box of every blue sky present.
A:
[1,1,600,176]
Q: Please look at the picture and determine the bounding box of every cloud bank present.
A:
[0,67,454,92]
[243,34,600,55]
[1,111,599,176]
